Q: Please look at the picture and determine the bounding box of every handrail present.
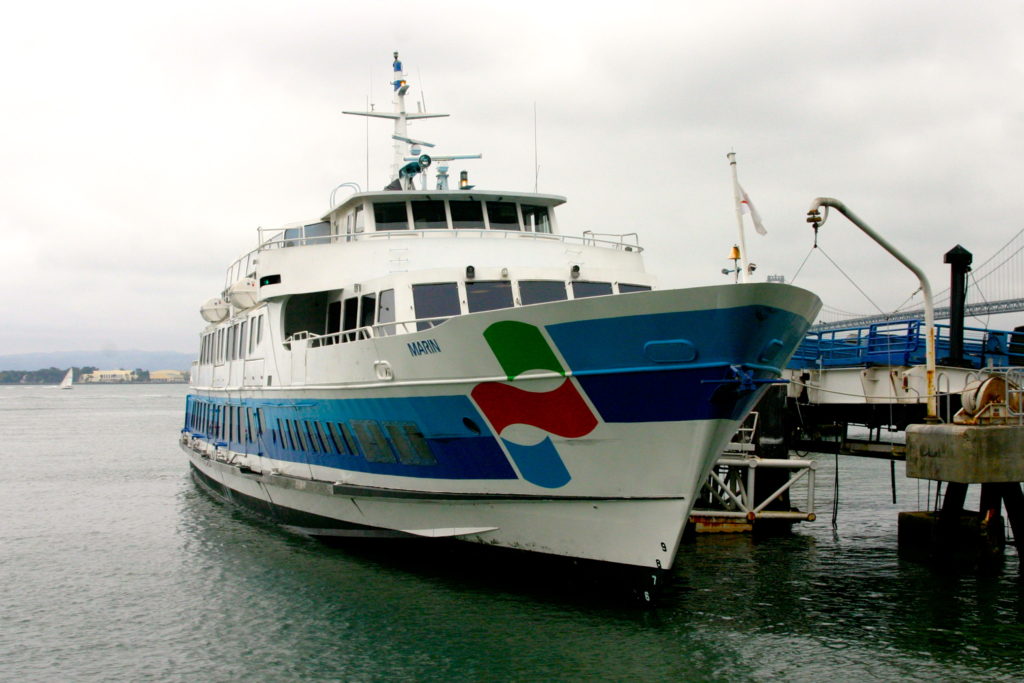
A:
[789,320,1022,370]
[224,227,643,287]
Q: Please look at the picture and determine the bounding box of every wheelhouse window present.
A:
[303,221,331,244]
[486,201,520,230]
[521,205,551,233]
[466,280,513,313]
[571,281,613,299]
[411,200,448,229]
[519,280,568,305]
[413,282,461,330]
[373,202,409,230]
[450,200,484,229]
[618,283,652,293]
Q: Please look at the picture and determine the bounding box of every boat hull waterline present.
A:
[181,283,820,570]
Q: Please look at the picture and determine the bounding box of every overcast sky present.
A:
[2,0,1022,355]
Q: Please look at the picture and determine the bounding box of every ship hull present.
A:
[181,283,821,570]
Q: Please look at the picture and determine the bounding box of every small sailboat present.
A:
[58,368,73,390]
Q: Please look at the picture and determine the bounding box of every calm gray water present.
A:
[2,384,1023,681]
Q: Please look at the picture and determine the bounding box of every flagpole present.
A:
[728,152,750,283]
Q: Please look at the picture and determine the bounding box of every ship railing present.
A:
[226,228,643,288]
[286,328,373,350]
[290,316,456,350]
[788,320,1024,370]
[582,230,640,249]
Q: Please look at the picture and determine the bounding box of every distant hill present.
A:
[0,350,194,371]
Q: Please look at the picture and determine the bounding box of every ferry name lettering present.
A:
[407,339,442,357]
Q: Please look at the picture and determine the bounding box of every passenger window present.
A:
[413,283,461,331]
[571,281,613,299]
[327,301,342,337]
[449,200,484,229]
[411,200,447,229]
[373,202,409,230]
[351,420,396,463]
[342,297,359,332]
[359,293,376,328]
[486,201,520,230]
[304,421,322,453]
[519,280,568,305]
[619,283,652,293]
[325,423,346,454]
[386,423,437,465]
[466,280,513,313]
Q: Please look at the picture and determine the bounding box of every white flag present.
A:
[738,185,767,236]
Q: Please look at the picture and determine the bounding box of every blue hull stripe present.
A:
[185,305,810,480]
[545,306,807,423]
[545,306,807,373]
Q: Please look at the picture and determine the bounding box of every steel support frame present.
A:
[692,456,818,521]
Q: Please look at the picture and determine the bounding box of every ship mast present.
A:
[342,52,449,189]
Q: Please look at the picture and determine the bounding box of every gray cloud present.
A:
[2,0,1022,355]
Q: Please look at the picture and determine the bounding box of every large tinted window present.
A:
[359,293,376,328]
[342,297,359,331]
[413,283,461,330]
[571,281,613,299]
[521,205,551,233]
[449,201,484,229]
[373,202,409,230]
[411,200,447,229]
[520,280,568,305]
[619,283,652,293]
[487,201,520,230]
[466,281,513,313]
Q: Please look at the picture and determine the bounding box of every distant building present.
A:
[80,370,135,383]
[149,370,187,383]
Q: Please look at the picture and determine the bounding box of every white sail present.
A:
[59,368,73,390]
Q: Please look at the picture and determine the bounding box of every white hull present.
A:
[183,284,820,569]
[187,447,695,569]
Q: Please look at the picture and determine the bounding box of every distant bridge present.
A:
[811,228,1024,332]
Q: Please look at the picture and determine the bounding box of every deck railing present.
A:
[225,227,643,288]
[789,320,1024,370]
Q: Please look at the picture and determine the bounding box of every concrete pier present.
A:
[901,423,1024,568]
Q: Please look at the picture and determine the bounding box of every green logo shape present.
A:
[483,321,564,380]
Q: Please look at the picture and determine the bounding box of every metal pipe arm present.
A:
[807,197,938,421]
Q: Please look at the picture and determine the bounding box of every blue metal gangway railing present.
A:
[789,320,1023,370]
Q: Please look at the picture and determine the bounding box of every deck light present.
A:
[571,265,580,279]
[466,265,475,279]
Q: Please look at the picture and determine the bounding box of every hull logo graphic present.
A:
[471,321,597,488]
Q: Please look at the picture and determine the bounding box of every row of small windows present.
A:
[341,199,552,234]
[413,280,651,330]
[281,280,652,342]
[186,399,436,467]
[201,314,264,365]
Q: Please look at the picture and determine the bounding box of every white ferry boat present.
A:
[181,53,821,582]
